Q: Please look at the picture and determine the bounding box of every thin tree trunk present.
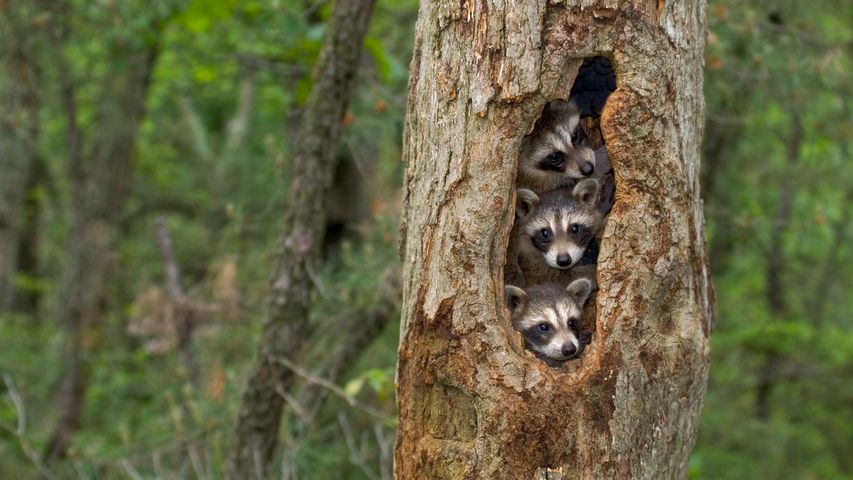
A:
[11,154,46,313]
[154,216,198,384]
[754,110,802,420]
[226,1,375,477]
[0,4,40,311]
[809,105,852,325]
[395,2,713,478]
[702,43,753,276]
[810,188,852,325]
[43,40,158,462]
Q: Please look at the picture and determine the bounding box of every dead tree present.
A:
[226,1,375,477]
[395,1,714,478]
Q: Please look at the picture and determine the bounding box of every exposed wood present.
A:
[226,1,376,477]
[395,1,713,478]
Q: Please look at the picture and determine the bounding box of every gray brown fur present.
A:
[592,147,615,216]
[504,279,593,363]
[517,100,604,193]
[508,179,604,287]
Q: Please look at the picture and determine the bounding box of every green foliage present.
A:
[1,0,850,478]
[3,0,415,476]
[694,1,853,478]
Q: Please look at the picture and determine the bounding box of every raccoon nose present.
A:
[581,161,594,176]
[562,343,578,357]
[556,254,572,267]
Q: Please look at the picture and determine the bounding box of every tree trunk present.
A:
[11,154,46,313]
[395,2,713,479]
[754,109,801,420]
[0,4,40,311]
[44,41,158,463]
[226,1,375,477]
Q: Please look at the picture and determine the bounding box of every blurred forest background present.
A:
[0,0,850,478]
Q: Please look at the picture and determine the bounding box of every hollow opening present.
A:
[504,56,616,368]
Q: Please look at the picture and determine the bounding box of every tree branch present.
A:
[1,375,59,480]
[178,96,214,162]
[222,70,257,160]
[154,216,197,384]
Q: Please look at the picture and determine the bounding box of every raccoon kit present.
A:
[512,179,603,284]
[505,279,594,365]
[504,57,616,365]
[517,99,608,192]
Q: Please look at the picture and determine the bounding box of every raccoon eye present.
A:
[537,323,550,332]
[571,129,583,144]
[570,224,580,234]
[543,151,565,168]
[539,228,552,240]
[568,318,577,329]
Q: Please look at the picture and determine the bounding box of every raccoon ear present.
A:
[546,99,568,112]
[546,99,579,116]
[593,147,612,176]
[572,178,600,207]
[504,285,529,314]
[566,278,593,306]
[515,189,540,218]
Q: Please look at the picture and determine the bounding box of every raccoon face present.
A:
[505,279,593,362]
[518,99,597,191]
[516,179,602,270]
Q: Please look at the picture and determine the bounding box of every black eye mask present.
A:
[579,237,600,265]
[522,323,555,347]
[532,228,552,252]
[538,152,566,171]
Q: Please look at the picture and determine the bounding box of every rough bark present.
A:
[43,37,158,462]
[226,1,375,477]
[395,1,713,479]
[0,4,40,311]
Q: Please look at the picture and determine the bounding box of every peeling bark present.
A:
[395,1,713,478]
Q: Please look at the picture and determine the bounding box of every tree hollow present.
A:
[395,2,713,478]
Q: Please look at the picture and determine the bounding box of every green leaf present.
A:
[364,37,392,82]
[343,377,365,398]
